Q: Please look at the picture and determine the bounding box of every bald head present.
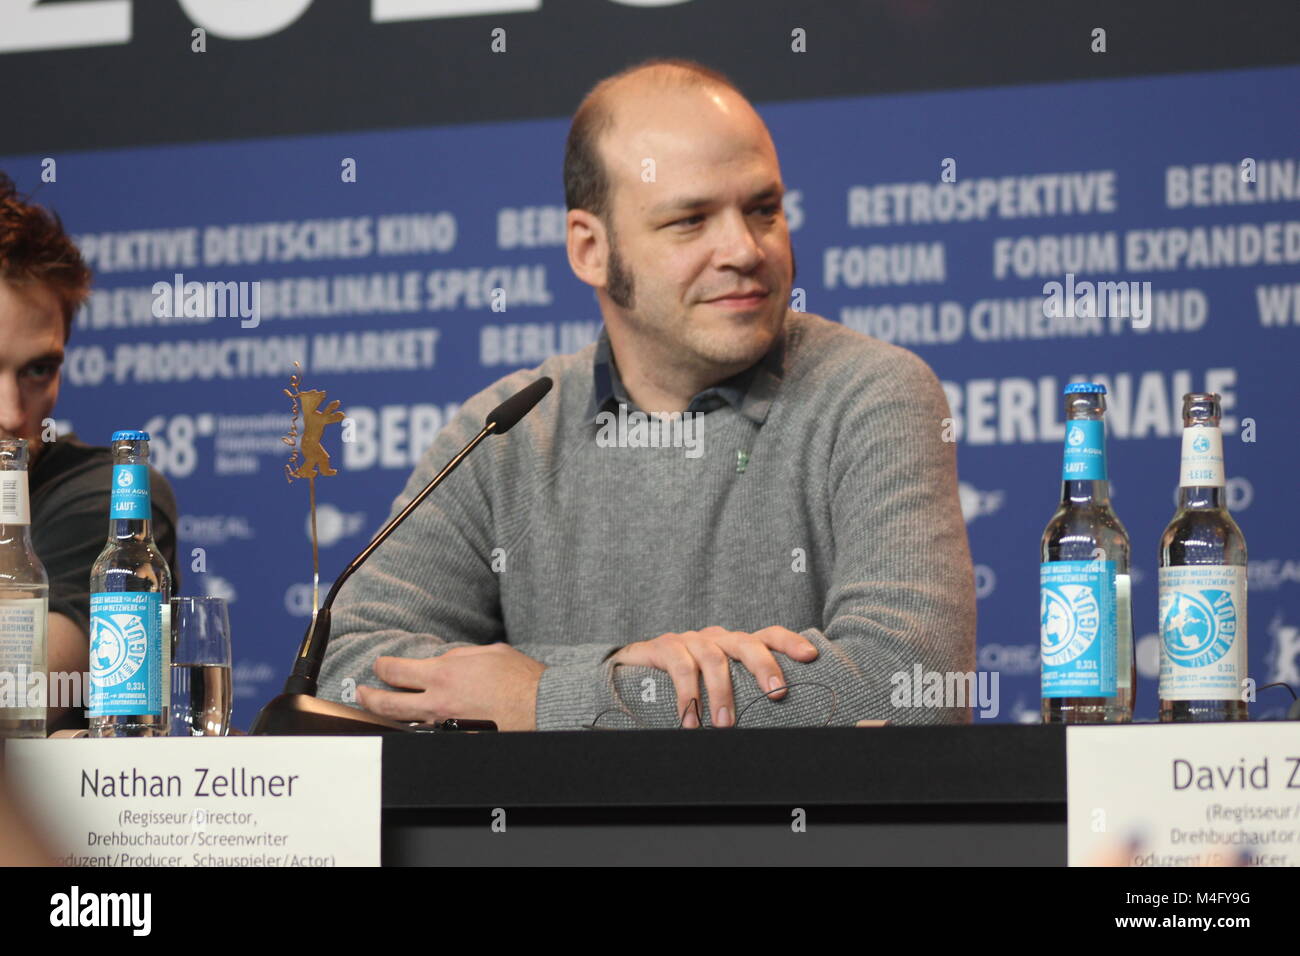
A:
[564,59,771,224]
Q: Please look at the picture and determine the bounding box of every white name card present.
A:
[6,737,381,867]
[1067,723,1300,867]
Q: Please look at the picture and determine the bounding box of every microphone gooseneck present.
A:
[281,377,553,696]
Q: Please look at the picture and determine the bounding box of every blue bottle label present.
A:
[1040,560,1117,698]
[1158,565,1247,701]
[88,591,162,717]
[109,464,151,519]
[1061,420,1107,480]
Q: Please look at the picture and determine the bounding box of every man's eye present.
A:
[756,204,781,217]
[22,363,59,381]
[672,215,704,227]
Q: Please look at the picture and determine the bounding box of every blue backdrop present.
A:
[5,63,1298,726]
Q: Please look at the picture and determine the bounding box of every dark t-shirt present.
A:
[28,433,181,638]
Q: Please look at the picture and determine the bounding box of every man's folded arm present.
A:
[317,379,629,707]
[317,405,507,704]
[533,350,977,730]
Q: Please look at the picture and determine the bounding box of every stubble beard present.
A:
[604,229,794,371]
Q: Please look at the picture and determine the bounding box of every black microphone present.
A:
[250,376,553,735]
[488,375,552,433]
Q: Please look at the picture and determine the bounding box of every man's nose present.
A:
[0,374,26,435]
[714,210,764,271]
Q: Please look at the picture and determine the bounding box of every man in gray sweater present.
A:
[318,58,976,731]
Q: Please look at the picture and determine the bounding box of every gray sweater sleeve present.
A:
[316,387,505,705]
[317,371,627,710]
[533,348,977,729]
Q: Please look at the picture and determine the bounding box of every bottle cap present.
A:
[110,430,151,442]
[1064,383,1107,395]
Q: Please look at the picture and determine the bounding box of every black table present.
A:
[381,724,1066,865]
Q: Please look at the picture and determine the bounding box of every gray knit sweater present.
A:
[318,310,976,729]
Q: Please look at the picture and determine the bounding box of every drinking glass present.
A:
[169,597,233,736]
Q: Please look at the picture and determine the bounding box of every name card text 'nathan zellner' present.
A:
[6,737,380,867]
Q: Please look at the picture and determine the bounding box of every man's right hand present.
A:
[608,625,818,728]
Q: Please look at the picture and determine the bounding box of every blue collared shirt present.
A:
[585,323,787,426]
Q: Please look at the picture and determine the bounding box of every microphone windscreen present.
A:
[486,376,553,434]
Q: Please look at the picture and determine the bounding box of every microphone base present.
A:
[249,693,424,736]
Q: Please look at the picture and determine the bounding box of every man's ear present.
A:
[566,209,607,291]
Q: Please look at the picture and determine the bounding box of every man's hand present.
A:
[609,626,818,728]
[356,643,545,731]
